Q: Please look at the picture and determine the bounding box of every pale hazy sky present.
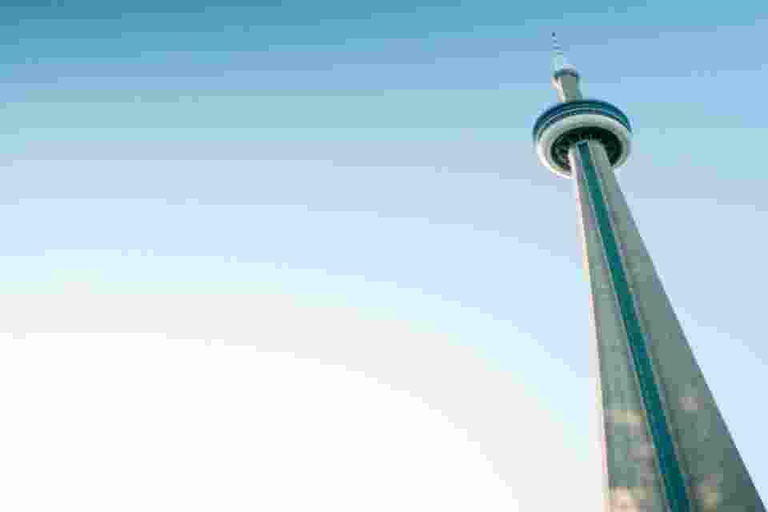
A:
[1,1,766,510]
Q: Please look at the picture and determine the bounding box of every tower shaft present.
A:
[571,140,765,511]
[553,70,582,102]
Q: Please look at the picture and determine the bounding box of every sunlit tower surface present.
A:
[532,34,765,511]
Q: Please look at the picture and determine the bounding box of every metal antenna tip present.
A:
[552,33,565,70]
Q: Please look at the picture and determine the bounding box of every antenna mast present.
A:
[551,32,574,72]
[550,32,581,101]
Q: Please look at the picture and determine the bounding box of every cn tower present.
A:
[533,34,765,511]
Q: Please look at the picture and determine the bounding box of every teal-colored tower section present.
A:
[533,35,765,511]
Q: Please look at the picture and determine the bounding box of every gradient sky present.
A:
[1,1,767,510]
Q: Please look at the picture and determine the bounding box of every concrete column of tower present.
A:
[532,35,766,512]
[553,70,583,102]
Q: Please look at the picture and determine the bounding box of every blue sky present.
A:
[1,1,766,510]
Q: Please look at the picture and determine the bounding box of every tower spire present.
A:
[550,32,582,101]
[551,31,569,72]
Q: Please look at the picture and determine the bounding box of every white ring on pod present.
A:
[536,113,632,178]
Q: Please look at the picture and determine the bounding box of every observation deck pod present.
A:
[533,99,633,178]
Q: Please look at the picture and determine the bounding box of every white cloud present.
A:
[0,253,603,511]
[0,334,518,511]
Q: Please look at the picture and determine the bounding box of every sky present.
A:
[1,0,767,510]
